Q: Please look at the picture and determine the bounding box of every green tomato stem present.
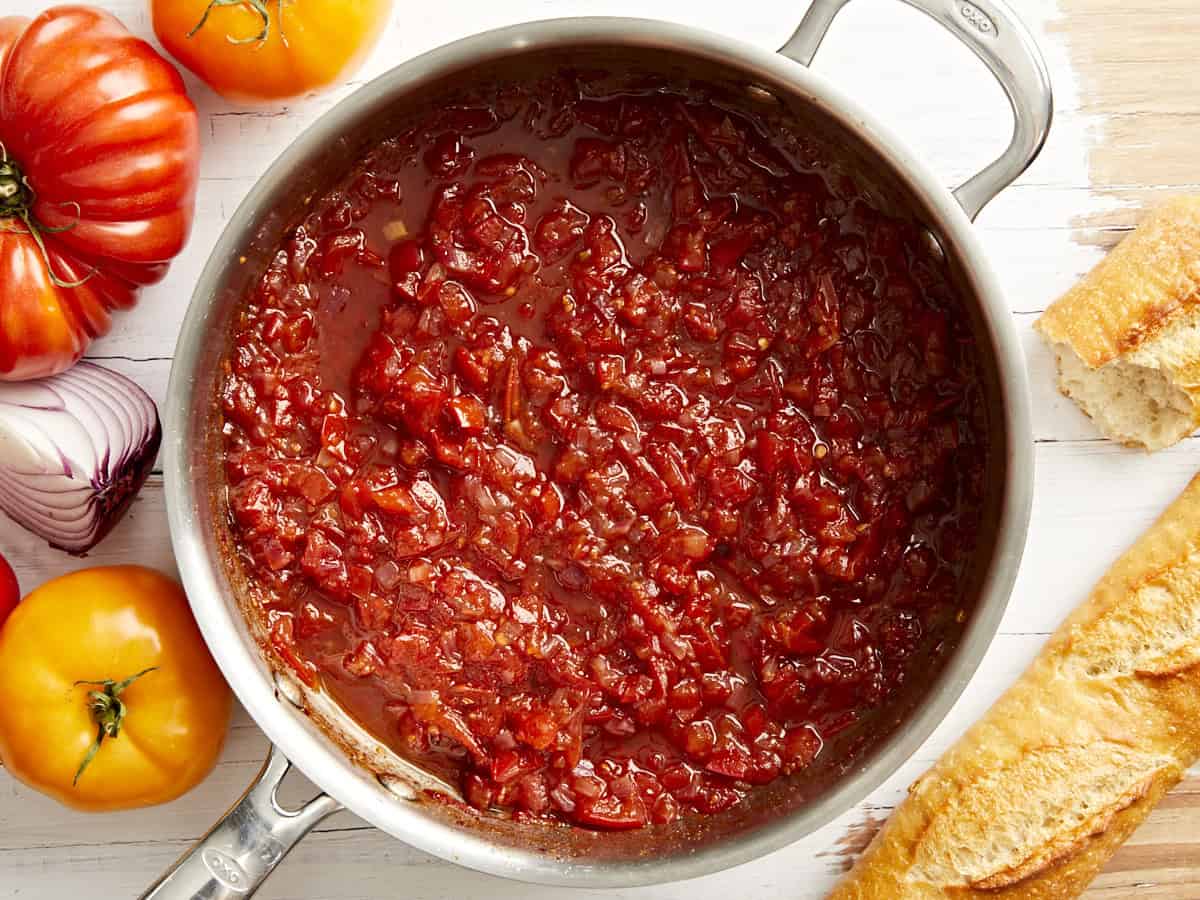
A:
[0,145,32,218]
[0,142,96,289]
[72,667,158,786]
[188,0,281,45]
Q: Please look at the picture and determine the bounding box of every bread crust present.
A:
[827,473,1200,899]
[1035,196,1200,368]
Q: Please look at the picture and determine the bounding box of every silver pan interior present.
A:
[165,17,1032,888]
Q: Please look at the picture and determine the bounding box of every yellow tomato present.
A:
[152,0,392,102]
[0,566,231,811]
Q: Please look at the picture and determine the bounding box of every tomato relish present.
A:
[220,73,989,830]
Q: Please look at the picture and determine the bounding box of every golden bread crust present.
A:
[827,473,1200,899]
[1035,196,1200,368]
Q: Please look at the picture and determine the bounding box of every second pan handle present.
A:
[139,747,341,900]
[780,0,1053,220]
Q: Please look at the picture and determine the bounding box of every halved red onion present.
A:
[0,362,161,554]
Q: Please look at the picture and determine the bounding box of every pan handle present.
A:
[140,747,341,900]
[779,0,1052,220]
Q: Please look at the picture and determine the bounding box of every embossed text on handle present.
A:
[958,1,998,37]
[201,849,251,893]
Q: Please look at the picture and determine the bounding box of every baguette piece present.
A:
[1036,196,1200,450]
[828,473,1200,899]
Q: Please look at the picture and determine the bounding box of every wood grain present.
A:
[1050,1,1200,892]
[2,0,1198,898]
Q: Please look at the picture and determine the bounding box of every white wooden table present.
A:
[5,0,1197,897]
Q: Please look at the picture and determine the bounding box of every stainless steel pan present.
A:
[153,2,1049,896]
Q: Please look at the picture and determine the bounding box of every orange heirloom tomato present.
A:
[0,566,231,811]
[152,0,393,102]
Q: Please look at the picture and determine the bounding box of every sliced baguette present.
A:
[1036,196,1200,450]
[827,472,1200,899]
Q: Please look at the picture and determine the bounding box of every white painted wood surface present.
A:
[3,0,1193,897]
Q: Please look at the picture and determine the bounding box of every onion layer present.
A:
[0,363,161,554]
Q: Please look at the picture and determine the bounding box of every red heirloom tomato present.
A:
[0,6,199,381]
[0,552,16,627]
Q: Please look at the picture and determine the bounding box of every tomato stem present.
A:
[0,145,32,217]
[72,667,158,786]
[0,142,96,289]
[188,0,289,45]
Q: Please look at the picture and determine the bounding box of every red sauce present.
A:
[220,73,989,830]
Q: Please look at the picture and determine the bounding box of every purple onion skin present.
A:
[0,362,163,555]
[60,417,162,556]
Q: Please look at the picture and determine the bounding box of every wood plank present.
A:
[78,305,1144,449]
[8,432,1197,640]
